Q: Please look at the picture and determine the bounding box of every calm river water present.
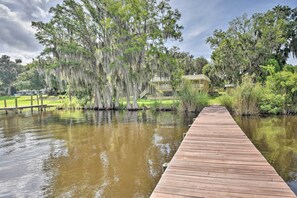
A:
[1,111,297,197]
[235,116,297,195]
[0,110,195,197]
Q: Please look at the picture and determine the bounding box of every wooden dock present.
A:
[0,105,48,111]
[0,95,52,114]
[151,106,296,198]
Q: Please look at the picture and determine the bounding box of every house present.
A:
[148,74,211,97]
[181,74,211,93]
[224,84,235,94]
[149,76,172,96]
[14,90,39,96]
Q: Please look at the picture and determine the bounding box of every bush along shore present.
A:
[55,99,181,112]
[55,82,210,112]
[217,73,297,116]
[1,70,296,115]
[0,86,210,113]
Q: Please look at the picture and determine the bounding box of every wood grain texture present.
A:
[151,106,296,198]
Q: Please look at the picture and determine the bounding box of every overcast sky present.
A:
[0,0,296,64]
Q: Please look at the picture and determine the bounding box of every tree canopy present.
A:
[14,65,46,91]
[207,5,297,84]
[33,0,183,109]
[0,55,22,95]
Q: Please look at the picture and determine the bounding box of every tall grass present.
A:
[59,97,81,109]
[179,81,209,112]
[151,100,162,110]
[233,76,263,115]
[218,94,234,113]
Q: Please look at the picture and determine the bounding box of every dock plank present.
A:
[0,105,48,111]
[150,106,296,198]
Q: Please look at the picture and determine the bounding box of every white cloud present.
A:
[168,0,297,62]
[0,3,34,34]
[0,0,62,64]
[187,26,208,38]
[32,6,49,18]
[1,0,296,65]
[167,0,224,58]
[1,51,39,64]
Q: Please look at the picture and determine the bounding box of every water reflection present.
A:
[0,110,195,197]
[235,116,297,195]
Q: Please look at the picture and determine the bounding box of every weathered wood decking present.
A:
[151,106,296,198]
[0,105,48,111]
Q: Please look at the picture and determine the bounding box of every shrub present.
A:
[59,97,81,109]
[118,102,126,110]
[151,100,162,110]
[171,99,180,110]
[260,86,285,115]
[179,81,209,112]
[218,94,234,113]
[233,75,263,115]
[266,71,297,114]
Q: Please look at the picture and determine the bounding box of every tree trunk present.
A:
[103,90,112,110]
[94,87,103,109]
[94,90,99,108]
[126,93,131,109]
[68,85,72,104]
[114,90,119,109]
[132,84,139,109]
[125,75,132,109]
[7,85,12,96]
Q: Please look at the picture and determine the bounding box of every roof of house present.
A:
[150,76,170,83]
[181,74,211,82]
[151,74,211,83]
[224,84,235,88]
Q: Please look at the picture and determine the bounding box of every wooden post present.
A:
[40,93,43,111]
[37,95,39,111]
[162,162,169,172]
[31,95,33,112]
[4,99,7,114]
[15,98,18,114]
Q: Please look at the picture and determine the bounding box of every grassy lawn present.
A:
[0,95,66,108]
[116,98,179,109]
[0,95,181,109]
[132,98,179,108]
[0,95,222,109]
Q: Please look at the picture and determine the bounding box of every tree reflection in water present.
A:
[0,110,196,197]
[235,116,297,195]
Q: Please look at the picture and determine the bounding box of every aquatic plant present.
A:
[218,94,234,113]
[233,75,263,115]
[179,81,209,112]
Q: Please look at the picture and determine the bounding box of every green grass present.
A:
[138,98,178,106]
[119,98,180,109]
[0,95,179,109]
[209,96,221,105]
[0,95,66,108]
[0,95,222,109]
